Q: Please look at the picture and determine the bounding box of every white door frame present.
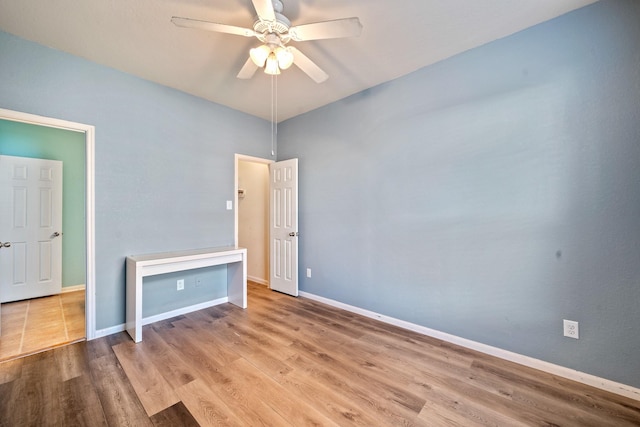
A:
[0,108,96,340]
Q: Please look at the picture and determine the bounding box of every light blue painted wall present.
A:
[142,266,227,318]
[0,30,272,330]
[0,120,86,287]
[278,0,640,388]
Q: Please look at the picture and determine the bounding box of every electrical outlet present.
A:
[177,279,184,291]
[563,319,579,339]
[226,200,233,210]
[306,268,311,278]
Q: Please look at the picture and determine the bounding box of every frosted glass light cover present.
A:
[250,45,270,67]
[264,53,281,75]
[275,47,294,70]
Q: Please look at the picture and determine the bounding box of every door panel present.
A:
[0,155,63,303]
[269,158,298,296]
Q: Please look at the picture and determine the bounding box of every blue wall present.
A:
[278,0,640,388]
[0,120,86,288]
[142,266,227,318]
[0,30,272,330]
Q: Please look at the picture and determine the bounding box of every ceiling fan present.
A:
[171,0,362,83]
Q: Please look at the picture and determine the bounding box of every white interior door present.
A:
[269,158,298,296]
[0,155,63,303]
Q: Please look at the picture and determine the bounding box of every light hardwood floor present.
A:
[0,290,85,362]
[0,283,638,426]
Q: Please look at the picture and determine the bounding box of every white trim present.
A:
[95,323,126,339]
[299,290,640,402]
[248,276,269,286]
[0,108,97,341]
[85,124,96,340]
[61,284,86,293]
[141,297,228,326]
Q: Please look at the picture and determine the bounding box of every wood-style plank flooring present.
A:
[1,283,639,426]
[0,290,85,362]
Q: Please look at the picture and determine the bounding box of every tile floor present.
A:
[0,290,85,362]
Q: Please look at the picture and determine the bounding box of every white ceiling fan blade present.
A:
[289,17,362,42]
[252,0,276,22]
[171,17,256,37]
[237,57,259,79]
[289,47,328,83]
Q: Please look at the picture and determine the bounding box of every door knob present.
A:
[288,232,299,237]
[0,242,10,248]
[52,232,61,237]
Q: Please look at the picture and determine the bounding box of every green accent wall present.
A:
[0,119,86,287]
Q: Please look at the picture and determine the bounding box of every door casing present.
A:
[0,108,96,340]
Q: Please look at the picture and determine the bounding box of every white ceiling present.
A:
[0,0,597,122]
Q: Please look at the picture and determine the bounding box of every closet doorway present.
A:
[235,154,272,287]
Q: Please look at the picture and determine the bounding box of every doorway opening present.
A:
[0,108,95,360]
[235,154,272,287]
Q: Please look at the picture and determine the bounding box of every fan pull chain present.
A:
[270,74,278,158]
[271,74,274,156]
[275,74,278,158]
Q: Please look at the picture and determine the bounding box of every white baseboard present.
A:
[141,297,228,326]
[61,284,86,293]
[94,323,126,339]
[94,297,229,340]
[299,291,640,402]
[248,276,269,286]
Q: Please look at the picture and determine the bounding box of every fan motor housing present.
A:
[254,12,291,42]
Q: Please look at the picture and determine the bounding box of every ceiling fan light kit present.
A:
[171,0,362,83]
[248,33,294,74]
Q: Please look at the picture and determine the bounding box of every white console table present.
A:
[125,246,247,343]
